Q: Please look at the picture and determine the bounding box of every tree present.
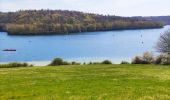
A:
[156,29,170,54]
[155,53,170,65]
[131,52,154,64]
[131,56,143,64]
[101,60,112,64]
[49,58,64,66]
[0,10,163,35]
[142,52,154,64]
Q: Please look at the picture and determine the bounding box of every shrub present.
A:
[49,58,64,66]
[88,62,93,65]
[83,62,86,65]
[132,52,155,64]
[49,58,71,66]
[155,54,164,64]
[131,56,143,64]
[87,60,112,65]
[49,58,81,66]
[121,61,130,64]
[62,61,71,65]
[94,62,101,64]
[155,53,170,65]
[71,61,80,65]
[142,52,154,64]
[101,60,112,64]
[88,62,100,65]
[0,62,32,68]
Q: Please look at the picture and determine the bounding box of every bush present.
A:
[62,61,71,65]
[132,52,170,65]
[88,62,93,65]
[101,60,112,64]
[142,52,154,64]
[0,62,33,68]
[121,61,130,64]
[155,53,170,65]
[87,62,100,65]
[155,54,163,64]
[49,58,81,66]
[71,61,81,65]
[87,60,112,65]
[92,62,101,65]
[49,58,70,66]
[49,58,64,66]
[83,62,86,65]
[131,56,143,64]
[132,52,155,64]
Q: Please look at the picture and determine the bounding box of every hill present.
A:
[0,10,163,35]
[0,64,170,99]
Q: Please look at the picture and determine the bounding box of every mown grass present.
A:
[0,64,170,100]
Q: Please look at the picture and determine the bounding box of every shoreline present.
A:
[5,26,164,36]
[0,61,51,66]
[0,57,131,66]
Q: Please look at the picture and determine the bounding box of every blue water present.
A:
[0,26,169,63]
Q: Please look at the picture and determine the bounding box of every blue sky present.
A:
[0,0,169,16]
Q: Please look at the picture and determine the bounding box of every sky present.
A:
[0,0,169,16]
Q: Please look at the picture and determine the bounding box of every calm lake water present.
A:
[0,26,170,65]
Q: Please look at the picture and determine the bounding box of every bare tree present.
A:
[156,29,170,54]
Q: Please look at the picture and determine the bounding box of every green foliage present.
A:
[71,61,81,65]
[49,58,68,66]
[0,62,33,68]
[88,62,93,65]
[87,62,100,65]
[86,60,112,65]
[120,61,130,64]
[101,60,112,64]
[49,58,80,66]
[0,10,163,35]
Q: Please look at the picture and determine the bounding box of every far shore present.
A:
[0,58,131,66]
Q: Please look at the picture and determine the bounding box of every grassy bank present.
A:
[0,64,170,100]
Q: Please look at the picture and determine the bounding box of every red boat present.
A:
[3,49,16,51]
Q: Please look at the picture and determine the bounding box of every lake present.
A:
[0,26,170,65]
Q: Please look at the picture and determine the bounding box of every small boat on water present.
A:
[3,49,16,51]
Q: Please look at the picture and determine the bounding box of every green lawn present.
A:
[0,64,170,100]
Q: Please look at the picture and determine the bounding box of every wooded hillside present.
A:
[0,10,163,35]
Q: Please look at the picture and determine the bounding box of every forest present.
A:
[0,10,163,35]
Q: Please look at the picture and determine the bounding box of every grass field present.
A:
[0,64,170,100]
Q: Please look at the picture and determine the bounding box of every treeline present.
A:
[132,16,170,25]
[48,58,112,66]
[131,52,170,65]
[0,10,163,35]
